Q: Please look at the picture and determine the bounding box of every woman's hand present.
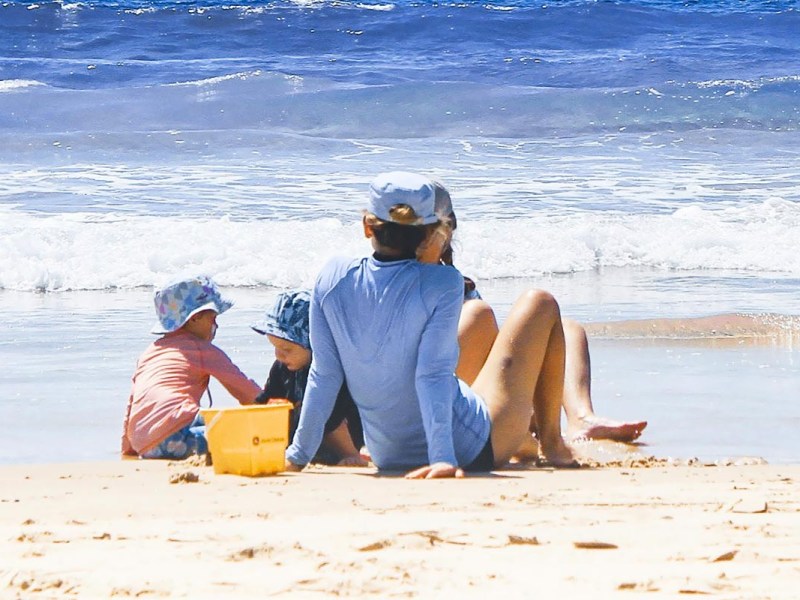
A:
[416,226,452,264]
[284,461,304,473]
[404,462,465,479]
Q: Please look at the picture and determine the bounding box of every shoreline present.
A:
[4,302,800,466]
[584,313,800,349]
[2,460,798,598]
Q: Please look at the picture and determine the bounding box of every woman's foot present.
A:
[539,436,580,468]
[336,454,371,467]
[510,433,540,463]
[570,416,647,443]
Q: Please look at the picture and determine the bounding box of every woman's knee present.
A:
[461,299,497,330]
[517,289,561,321]
[562,317,587,340]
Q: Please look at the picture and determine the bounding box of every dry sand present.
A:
[1,457,798,599]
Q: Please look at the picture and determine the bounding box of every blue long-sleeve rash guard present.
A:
[285,255,491,470]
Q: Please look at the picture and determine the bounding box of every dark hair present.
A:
[365,207,447,257]
[438,210,457,266]
[440,243,454,266]
[371,220,438,257]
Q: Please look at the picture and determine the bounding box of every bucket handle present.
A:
[205,410,224,435]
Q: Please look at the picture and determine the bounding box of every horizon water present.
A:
[1,0,799,465]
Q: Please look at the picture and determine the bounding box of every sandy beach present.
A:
[1,457,798,599]
[3,1,799,597]
[2,298,797,599]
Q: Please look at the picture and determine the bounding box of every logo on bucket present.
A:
[252,436,285,446]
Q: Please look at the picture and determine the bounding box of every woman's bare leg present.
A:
[457,304,645,448]
[457,299,539,460]
[323,421,369,466]
[456,299,498,385]
[470,290,575,467]
[562,318,647,442]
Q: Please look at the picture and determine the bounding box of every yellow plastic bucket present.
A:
[200,403,291,476]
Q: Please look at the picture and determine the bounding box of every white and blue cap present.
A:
[368,171,439,225]
[431,178,457,229]
[150,275,233,335]
[251,289,311,349]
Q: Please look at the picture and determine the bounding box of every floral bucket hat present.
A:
[150,275,233,335]
[251,289,311,349]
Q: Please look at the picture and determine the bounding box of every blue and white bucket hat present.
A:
[368,172,438,225]
[251,289,311,349]
[151,275,233,335]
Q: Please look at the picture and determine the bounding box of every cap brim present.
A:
[369,206,440,225]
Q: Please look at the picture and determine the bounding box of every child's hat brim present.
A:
[250,320,310,349]
[150,300,229,335]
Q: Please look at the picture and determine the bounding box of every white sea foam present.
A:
[0,79,46,92]
[123,6,157,14]
[169,70,265,87]
[693,75,800,94]
[2,200,799,292]
[355,3,395,11]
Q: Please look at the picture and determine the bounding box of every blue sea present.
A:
[1,0,799,465]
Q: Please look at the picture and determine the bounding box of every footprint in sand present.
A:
[508,535,540,545]
[618,581,660,592]
[227,545,274,561]
[358,540,391,552]
[358,530,522,552]
[168,470,200,484]
[573,541,618,549]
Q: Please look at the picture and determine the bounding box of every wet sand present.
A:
[585,313,800,348]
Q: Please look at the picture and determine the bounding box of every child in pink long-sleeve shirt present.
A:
[121,275,261,460]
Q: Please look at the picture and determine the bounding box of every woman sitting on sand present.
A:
[285,172,576,477]
[426,179,647,444]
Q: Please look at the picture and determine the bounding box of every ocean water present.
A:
[1,0,799,465]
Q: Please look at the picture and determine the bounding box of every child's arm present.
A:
[254,361,289,404]
[204,346,262,404]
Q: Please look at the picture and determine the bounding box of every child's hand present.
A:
[266,398,292,407]
[336,454,371,467]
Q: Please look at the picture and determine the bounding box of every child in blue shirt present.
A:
[252,290,367,466]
